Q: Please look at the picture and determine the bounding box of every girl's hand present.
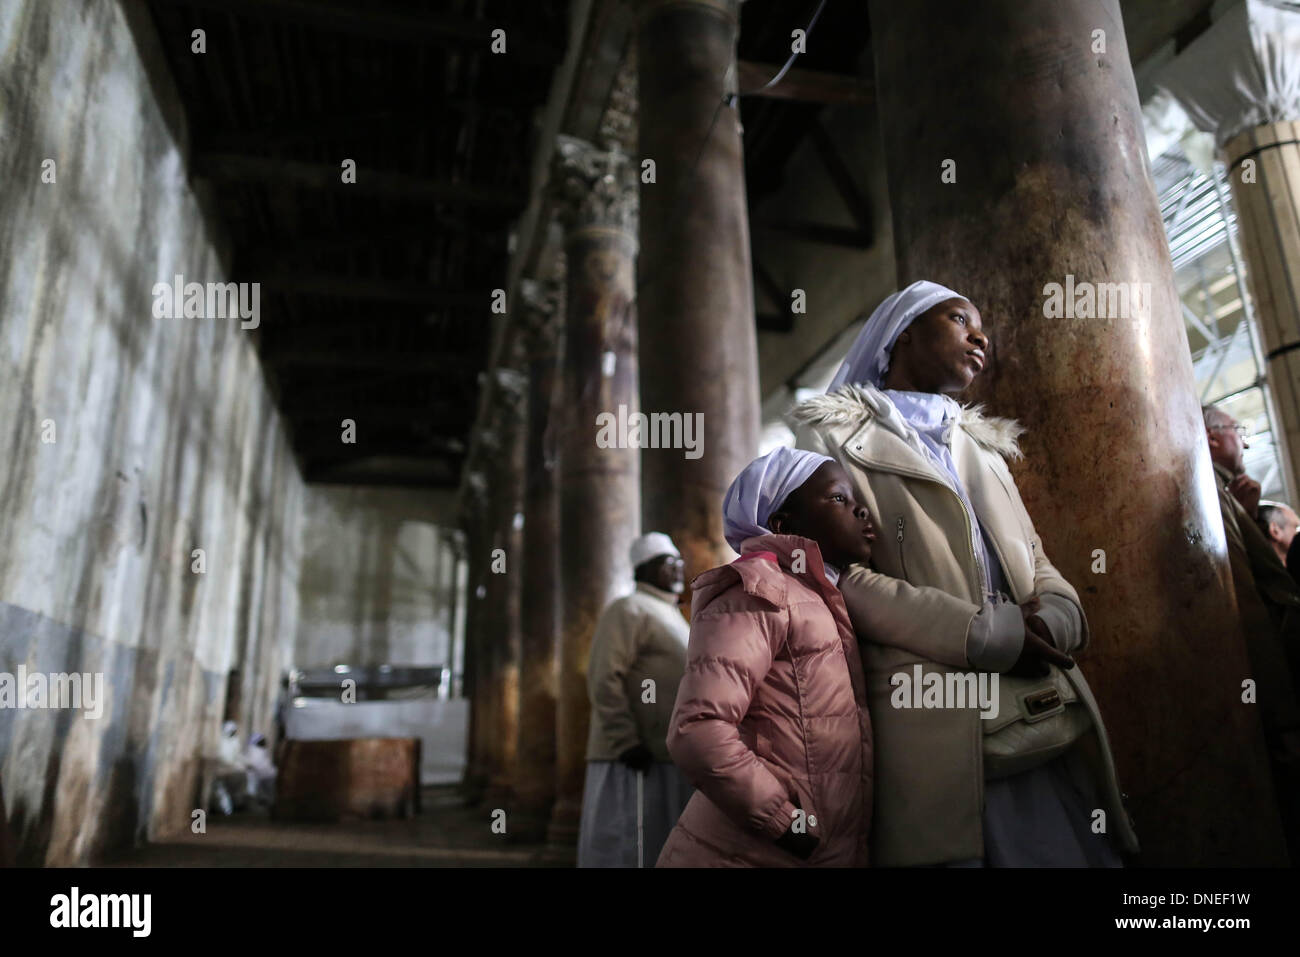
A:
[774,826,820,860]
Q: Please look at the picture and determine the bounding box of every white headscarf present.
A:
[828,280,967,391]
[723,448,834,552]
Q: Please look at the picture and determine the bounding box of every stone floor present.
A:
[106,787,568,868]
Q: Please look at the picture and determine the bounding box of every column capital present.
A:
[458,468,489,529]
[597,50,638,154]
[1157,0,1300,148]
[492,364,529,416]
[552,135,639,237]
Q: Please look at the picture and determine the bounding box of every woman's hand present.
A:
[1007,597,1074,676]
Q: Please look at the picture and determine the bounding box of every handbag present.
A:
[982,664,1092,780]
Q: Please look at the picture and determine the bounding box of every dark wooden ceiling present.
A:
[738,0,874,333]
[145,0,567,487]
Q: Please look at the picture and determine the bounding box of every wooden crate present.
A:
[273,737,421,822]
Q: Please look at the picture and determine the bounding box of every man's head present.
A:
[1203,405,1249,474]
[767,460,877,568]
[882,296,988,396]
[1258,501,1299,562]
[630,532,685,594]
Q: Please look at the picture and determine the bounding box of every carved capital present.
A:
[552,135,638,236]
[493,365,529,417]
[598,49,638,153]
[458,469,489,529]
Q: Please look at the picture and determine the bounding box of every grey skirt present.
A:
[577,760,693,868]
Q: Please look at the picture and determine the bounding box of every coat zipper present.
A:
[896,516,909,580]
[847,435,997,602]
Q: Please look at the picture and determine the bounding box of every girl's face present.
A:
[769,462,876,568]
[886,297,988,395]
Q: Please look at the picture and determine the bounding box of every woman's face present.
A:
[886,297,988,395]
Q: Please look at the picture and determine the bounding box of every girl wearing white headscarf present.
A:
[657,449,874,867]
[791,281,1138,868]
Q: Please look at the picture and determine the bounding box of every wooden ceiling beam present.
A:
[807,118,874,240]
[192,152,525,211]
[255,272,489,308]
[241,221,506,262]
[151,0,563,64]
[267,352,480,374]
[738,60,873,106]
[752,219,873,249]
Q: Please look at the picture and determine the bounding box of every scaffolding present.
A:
[1154,145,1290,501]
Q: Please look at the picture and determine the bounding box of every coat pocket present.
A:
[756,728,803,810]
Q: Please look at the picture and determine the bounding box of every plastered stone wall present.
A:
[294,487,459,672]
[0,0,304,864]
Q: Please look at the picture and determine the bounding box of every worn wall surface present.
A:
[0,0,305,864]
[294,486,459,670]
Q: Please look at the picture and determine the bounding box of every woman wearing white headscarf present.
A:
[792,281,1138,867]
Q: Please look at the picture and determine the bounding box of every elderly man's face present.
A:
[1206,413,1249,474]
[1270,505,1300,554]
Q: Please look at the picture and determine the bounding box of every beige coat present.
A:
[586,582,690,763]
[793,383,1138,866]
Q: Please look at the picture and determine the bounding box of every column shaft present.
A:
[637,0,760,585]
[483,368,527,808]
[511,280,563,840]
[459,478,492,801]
[548,225,640,846]
[1225,122,1300,499]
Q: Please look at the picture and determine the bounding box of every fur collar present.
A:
[790,383,1025,461]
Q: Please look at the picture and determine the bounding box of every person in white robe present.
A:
[577,533,694,867]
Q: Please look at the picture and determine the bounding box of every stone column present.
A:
[510,273,564,841]
[1220,124,1300,499]
[458,469,491,802]
[869,0,1286,864]
[546,135,641,848]
[482,357,528,809]
[636,0,761,585]
[1156,2,1300,500]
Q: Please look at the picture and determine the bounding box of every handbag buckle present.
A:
[1023,688,1063,720]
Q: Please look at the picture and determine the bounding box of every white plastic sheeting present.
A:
[1157,0,1300,146]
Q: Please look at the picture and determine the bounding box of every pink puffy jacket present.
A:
[656,534,873,867]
